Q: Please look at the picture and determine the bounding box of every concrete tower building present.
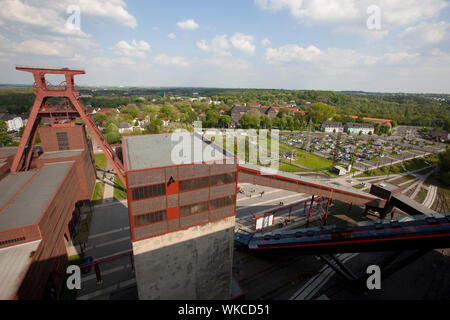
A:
[122,132,238,299]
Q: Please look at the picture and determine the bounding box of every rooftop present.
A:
[322,121,343,127]
[123,132,235,171]
[0,240,41,299]
[374,181,401,192]
[39,149,83,159]
[0,161,74,231]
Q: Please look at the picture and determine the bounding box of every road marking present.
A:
[93,200,128,209]
[87,236,131,251]
[77,278,136,300]
[95,249,133,261]
[88,227,130,240]
[81,263,132,283]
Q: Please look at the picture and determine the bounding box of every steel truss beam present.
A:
[11,67,126,185]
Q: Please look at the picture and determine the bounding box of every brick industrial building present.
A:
[0,123,96,299]
[122,132,238,299]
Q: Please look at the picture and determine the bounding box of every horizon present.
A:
[1,82,449,96]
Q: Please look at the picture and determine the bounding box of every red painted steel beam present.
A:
[12,67,126,185]
[11,95,44,172]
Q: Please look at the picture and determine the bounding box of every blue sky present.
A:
[0,0,449,92]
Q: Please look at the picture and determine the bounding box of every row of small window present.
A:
[179,172,236,193]
[134,210,167,227]
[0,236,26,246]
[131,183,166,201]
[180,195,236,217]
[210,195,236,210]
[179,176,209,192]
[133,195,237,227]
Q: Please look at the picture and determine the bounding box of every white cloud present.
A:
[114,40,150,58]
[265,43,419,67]
[230,32,255,54]
[196,35,231,56]
[153,54,190,67]
[0,0,138,34]
[381,52,420,64]
[74,0,137,28]
[261,38,271,46]
[266,44,321,62]
[168,33,176,40]
[255,0,448,36]
[254,0,359,22]
[203,57,249,70]
[176,19,199,30]
[403,21,449,45]
[12,39,72,56]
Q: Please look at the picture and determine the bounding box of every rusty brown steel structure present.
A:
[11,66,126,185]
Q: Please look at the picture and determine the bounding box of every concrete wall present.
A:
[132,216,235,300]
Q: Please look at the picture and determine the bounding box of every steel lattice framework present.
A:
[11,66,126,185]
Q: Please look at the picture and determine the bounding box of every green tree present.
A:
[0,120,12,146]
[246,109,261,128]
[93,113,107,125]
[146,119,163,134]
[218,115,231,128]
[308,102,336,123]
[205,109,220,128]
[122,104,139,118]
[438,148,450,186]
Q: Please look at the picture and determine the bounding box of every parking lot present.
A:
[280,128,444,173]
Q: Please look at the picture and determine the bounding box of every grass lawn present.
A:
[58,253,85,300]
[91,182,105,205]
[355,154,439,178]
[356,163,404,177]
[404,154,439,172]
[414,187,428,204]
[293,149,333,171]
[415,166,436,176]
[278,161,307,172]
[390,174,416,185]
[94,153,107,171]
[431,185,450,212]
[114,176,127,201]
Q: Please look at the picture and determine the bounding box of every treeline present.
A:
[1,86,449,130]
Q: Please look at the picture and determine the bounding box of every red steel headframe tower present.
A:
[11,66,126,185]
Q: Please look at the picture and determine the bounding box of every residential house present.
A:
[344,122,374,135]
[119,122,132,134]
[321,121,343,133]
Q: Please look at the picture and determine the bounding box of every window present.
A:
[56,132,69,150]
[210,195,236,210]
[131,183,166,201]
[211,172,236,186]
[179,176,210,192]
[180,201,209,217]
[134,210,167,227]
